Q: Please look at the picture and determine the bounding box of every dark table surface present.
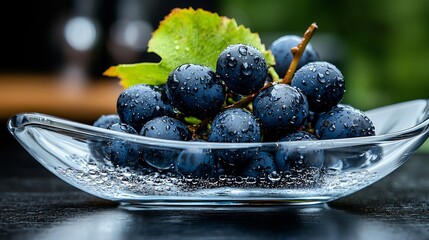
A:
[1,126,429,240]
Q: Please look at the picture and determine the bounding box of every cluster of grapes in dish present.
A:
[92,34,375,182]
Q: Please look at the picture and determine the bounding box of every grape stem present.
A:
[224,82,273,110]
[189,117,211,139]
[282,22,318,84]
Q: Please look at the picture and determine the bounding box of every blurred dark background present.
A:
[0,0,215,76]
[1,0,429,140]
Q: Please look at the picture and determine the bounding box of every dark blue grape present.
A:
[305,111,320,130]
[90,114,122,160]
[270,35,319,78]
[253,84,309,136]
[291,61,345,113]
[166,64,225,119]
[216,161,239,177]
[117,84,174,132]
[241,152,277,178]
[174,140,215,179]
[275,131,324,173]
[208,108,261,167]
[315,105,375,139]
[104,123,139,167]
[216,44,268,95]
[139,116,191,169]
[208,108,261,143]
[93,114,121,128]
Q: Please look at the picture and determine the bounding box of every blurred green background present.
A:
[218,0,429,111]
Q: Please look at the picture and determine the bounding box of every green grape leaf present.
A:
[104,8,277,87]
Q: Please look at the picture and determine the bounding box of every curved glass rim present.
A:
[8,99,429,149]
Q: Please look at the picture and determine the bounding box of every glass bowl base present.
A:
[118,198,330,210]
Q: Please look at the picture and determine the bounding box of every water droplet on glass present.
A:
[268,171,281,182]
[235,176,244,184]
[245,177,257,184]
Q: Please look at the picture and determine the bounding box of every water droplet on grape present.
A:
[241,62,252,76]
[238,45,248,56]
[317,73,326,83]
[254,56,260,64]
[227,56,237,67]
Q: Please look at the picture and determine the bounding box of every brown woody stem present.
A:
[282,22,318,84]
[224,82,274,110]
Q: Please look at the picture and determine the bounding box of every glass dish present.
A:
[7,100,429,207]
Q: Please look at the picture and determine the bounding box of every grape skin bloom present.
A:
[116,84,174,132]
[166,64,225,119]
[216,44,268,95]
[291,61,346,113]
[208,108,261,167]
[253,84,309,137]
[270,35,319,78]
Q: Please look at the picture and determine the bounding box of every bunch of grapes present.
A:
[92,29,375,181]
